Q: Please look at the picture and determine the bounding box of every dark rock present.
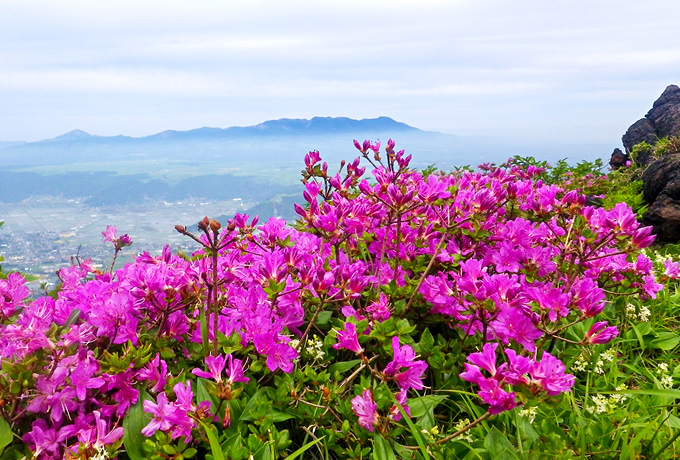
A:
[643,194,680,242]
[641,154,680,241]
[620,85,680,241]
[609,148,629,169]
[622,85,680,153]
[622,118,657,153]
[642,154,680,202]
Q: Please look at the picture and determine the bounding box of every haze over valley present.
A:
[0,116,610,281]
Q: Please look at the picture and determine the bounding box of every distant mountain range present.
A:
[0,116,438,171]
[0,115,610,175]
[7,116,420,146]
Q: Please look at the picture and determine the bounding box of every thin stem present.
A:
[109,248,120,274]
[393,212,402,285]
[435,411,492,445]
[402,233,449,316]
[298,300,325,349]
[212,246,219,356]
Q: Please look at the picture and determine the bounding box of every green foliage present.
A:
[4,148,680,459]
[652,136,680,157]
[630,141,654,165]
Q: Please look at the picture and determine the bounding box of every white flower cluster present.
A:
[657,362,674,389]
[572,357,588,373]
[453,418,474,442]
[586,384,628,414]
[289,335,325,362]
[519,406,538,424]
[594,349,618,375]
[625,303,651,322]
[92,446,110,460]
[305,335,325,360]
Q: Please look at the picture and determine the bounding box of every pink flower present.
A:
[389,389,411,422]
[142,393,176,437]
[585,321,619,345]
[529,352,575,396]
[102,225,133,250]
[192,354,227,382]
[265,342,298,373]
[465,343,499,377]
[351,390,378,431]
[477,378,517,414]
[631,226,655,249]
[664,259,680,279]
[333,322,363,354]
[101,225,118,243]
[384,336,429,391]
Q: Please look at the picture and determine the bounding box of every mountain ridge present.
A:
[10,116,421,146]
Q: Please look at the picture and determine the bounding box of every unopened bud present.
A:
[210,219,221,232]
[175,225,186,234]
[222,406,231,429]
[227,222,237,232]
[198,216,210,231]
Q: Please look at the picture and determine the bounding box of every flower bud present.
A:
[198,216,210,231]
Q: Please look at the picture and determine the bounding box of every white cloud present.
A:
[1,0,680,143]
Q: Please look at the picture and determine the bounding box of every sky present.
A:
[1,0,680,146]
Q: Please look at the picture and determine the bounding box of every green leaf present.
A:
[667,415,680,429]
[484,427,519,460]
[199,420,225,460]
[196,378,219,414]
[122,390,154,460]
[329,359,362,374]
[419,328,435,352]
[0,418,13,455]
[649,332,680,351]
[253,441,274,460]
[240,388,297,423]
[408,395,449,418]
[372,433,397,460]
[390,392,429,459]
[316,310,333,328]
[631,323,647,349]
[611,388,680,399]
[240,388,268,422]
[285,436,325,460]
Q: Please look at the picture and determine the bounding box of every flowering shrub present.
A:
[0,140,669,459]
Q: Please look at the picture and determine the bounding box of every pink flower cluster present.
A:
[0,139,664,456]
[460,343,575,414]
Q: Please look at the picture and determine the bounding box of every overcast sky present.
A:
[1,0,679,145]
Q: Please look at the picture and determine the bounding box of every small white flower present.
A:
[601,349,617,363]
[454,418,474,442]
[587,394,608,414]
[92,446,110,460]
[609,384,628,405]
[625,303,637,319]
[658,363,669,374]
[572,358,588,373]
[661,375,674,389]
[594,360,605,375]
[519,406,538,424]
[638,306,651,322]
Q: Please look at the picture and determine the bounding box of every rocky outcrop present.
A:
[622,84,680,153]
[608,148,629,169]
[642,154,680,241]
[620,85,680,241]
